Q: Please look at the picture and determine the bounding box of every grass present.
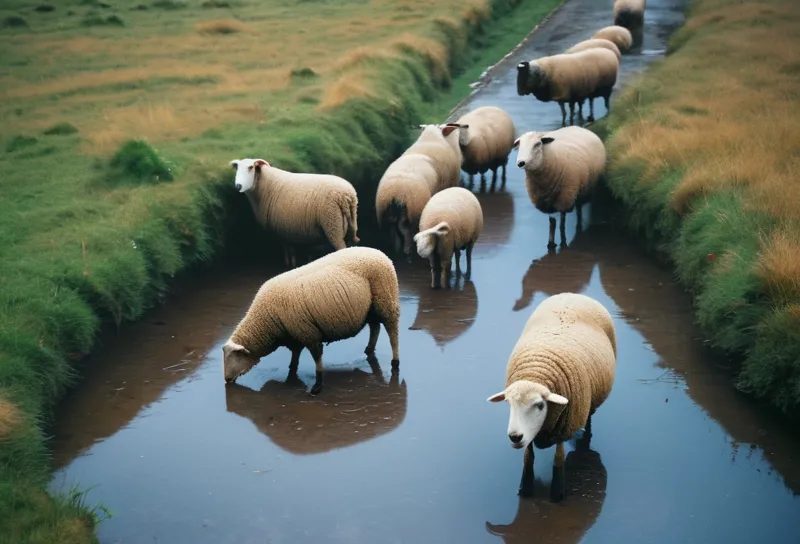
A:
[592,0,800,420]
[0,0,562,541]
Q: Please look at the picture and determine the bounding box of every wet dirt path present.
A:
[50,0,800,542]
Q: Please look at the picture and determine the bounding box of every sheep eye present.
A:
[248,166,253,171]
[534,401,545,410]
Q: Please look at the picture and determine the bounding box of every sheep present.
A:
[613,0,646,46]
[565,37,622,60]
[487,292,617,501]
[592,25,634,53]
[512,126,606,249]
[222,246,401,396]
[230,158,359,269]
[375,124,463,257]
[413,186,484,289]
[516,48,619,126]
[446,106,516,192]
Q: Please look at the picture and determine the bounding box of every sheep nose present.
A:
[517,160,525,168]
[509,433,523,444]
[235,183,242,191]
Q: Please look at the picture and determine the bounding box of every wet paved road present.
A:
[50,0,800,542]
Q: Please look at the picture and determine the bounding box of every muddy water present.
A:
[50,0,800,542]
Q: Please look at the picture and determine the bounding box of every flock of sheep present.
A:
[223,0,645,502]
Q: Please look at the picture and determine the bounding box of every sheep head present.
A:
[513,132,554,171]
[222,340,259,384]
[516,60,543,96]
[413,221,451,259]
[487,380,568,450]
[230,158,270,193]
[446,122,471,150]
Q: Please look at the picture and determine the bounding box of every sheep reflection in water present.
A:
[224,357,407,455]
[408,276,478,350]
[486,430,607,544]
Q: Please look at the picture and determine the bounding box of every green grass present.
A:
[0,0,563,541]
[592,0,800,422]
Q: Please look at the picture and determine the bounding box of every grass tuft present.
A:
[109,139,174,184]
[201,0,232,7]
[152,0,187,10]
[195,18,250,34]
[6,135,38,153]
[595,0,800,419]
[3,15,29,28]
[81,14,125,27]
[33,4,56,13]
[43,123,79,136]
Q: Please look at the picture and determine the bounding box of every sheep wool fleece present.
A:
[505,292,617,448]
[522,126,606,215]
[248,165,358,249]
[454,106,516,176]
[418,187,484,260]
[592,25,633,52]
[229,246,400,358]
[566,38,622,60]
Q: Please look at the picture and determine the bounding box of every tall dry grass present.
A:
[608,0,800,300]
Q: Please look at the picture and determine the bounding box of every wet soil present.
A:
[50,0,800,542]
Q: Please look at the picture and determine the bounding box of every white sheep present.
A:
[513,126,606,249]
[613,0,646,46]
[222,246,401,396]
[487,292,617,501]
[565,38,621,60]
[413,186,484,289]
[447,106,516,192]
[516,48,619,126]
[592,25,634,53]
[375,124,462,256]
[230,158,359,268]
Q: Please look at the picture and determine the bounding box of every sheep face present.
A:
[516,61,544,96]
[513,133,555,171]
[230,158,270,193]
[413,221,450,259]
[222,341,259,383]
[487,380,568,449]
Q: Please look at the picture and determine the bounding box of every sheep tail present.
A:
[346,195,359,245]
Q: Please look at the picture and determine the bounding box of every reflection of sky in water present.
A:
[49,0,800,541]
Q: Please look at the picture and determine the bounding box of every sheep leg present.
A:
[550,442,566,503]
[569,102,576,126]
[587,97,596,123]
[480,172,487,193]
[576,202,583,229]
[308,342,325,396]
[501,161,507,190]
[365,320,380,356]
[490,168,498,192]
[465,242,474,279]
[603,91,612,113]
[441,256,451,289]
[288,345,303,376]
[558,102,567,127]
[559,211,567,247]
[454,248,462,277]
[576,412,594,452]
[431,255,441,289]
[469,173,475,189]
[548,217,557,250]
[577,100,585,124]
[519,442,535,497]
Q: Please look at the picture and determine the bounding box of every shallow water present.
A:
[50,0,800,542]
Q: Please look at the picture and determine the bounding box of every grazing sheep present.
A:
[487,292,617,501]
[513,126,606,249]
[413,186,484,289]
[592,25,633,53]
[613,0,646,45]
[565,37,622,60]
[222,246,401,396]
[230,158,359,269]
[446,106,516,192]
[375,124,463,256]
[516,48,619,126]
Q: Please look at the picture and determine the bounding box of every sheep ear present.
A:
[253,159,270,168]
[433,222,450,236]
[230,160,239,170]
[223,342,251,356]
[545,391,568,405]
[487,391,506,403]
[458,124,469,129]
[512,138,521,149]
[540,137,555,146]
[441,125,459,137]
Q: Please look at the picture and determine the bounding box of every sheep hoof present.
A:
[550,466,565,503]
[547,241,557,251]
[390,359,400,370]
[518,483,534,498]
[587,115,595,123]
[309,382,323,396]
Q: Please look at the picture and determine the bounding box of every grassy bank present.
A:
[593,0,800,421]
[0,0,561,541]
